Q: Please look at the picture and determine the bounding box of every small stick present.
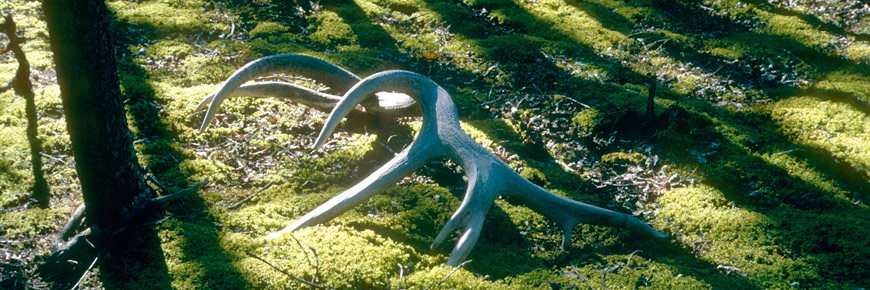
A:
[625,250,641,268]
[244,250,330,290]
[225,181,273,210]
[571,265,597,290]
[396,263,404,290]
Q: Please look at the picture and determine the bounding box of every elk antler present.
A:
[262,70,669,266]
[197,54,416,131]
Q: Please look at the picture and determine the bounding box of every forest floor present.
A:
[2,0,870,289]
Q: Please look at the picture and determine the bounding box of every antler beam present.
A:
[197,54,416,132]
[198,55,669,267]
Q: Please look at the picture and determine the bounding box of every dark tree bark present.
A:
[42,0,149,228]
[0,15,50,208]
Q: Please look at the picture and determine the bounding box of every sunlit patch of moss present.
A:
[267,134,377,189]
[759,13,837,52]
[571,108,601,136]
[109,0,229,38]
[340,183,457,249]
[654,185,829,288]
[402,265,509,289]
[510,255,724,290]
[308,10,357,47]
[758,153,847,199]
[842,42,870,63]
[0,126,29,203]
[177,158,233,184]
[146,40,194,59]
[218,187,336,235]
[238,225,419,289]
[249,21,289,39]
[770,96,870,172]
[601,151,647,166]
[812,67,870,105]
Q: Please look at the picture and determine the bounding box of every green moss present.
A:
[308,10,357,47]
[156,220,250,289]
[249,22,289,39]
[812,67,870,105]
[842,42,870,62]
[146,40,194,59]
[402,265,509,289]
[4,0,870,288]
[760,13,837,52]
[109,0,229,37]
[770,96,870,172]
[571,108,601,135]
[601,151,647,166]
[0,208,65,239]
[240,225,419,289]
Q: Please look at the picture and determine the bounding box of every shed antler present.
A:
[198,55,668,266]
[196,54,416,131]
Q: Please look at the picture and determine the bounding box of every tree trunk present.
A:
[42,0,149,228]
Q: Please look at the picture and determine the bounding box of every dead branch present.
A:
[41,180,208,285]
[244,250,331,290]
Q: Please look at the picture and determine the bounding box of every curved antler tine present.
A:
[194,81,346,113]
[432,169,498,265]
[195,93,217,112]
[200,54,361,132]
[195,83,418,115]
[445,212,485,266]
[312,70,437,151]
[265,137,439,239]
[504,167,669,248]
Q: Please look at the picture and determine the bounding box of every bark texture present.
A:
[43,0,148,227]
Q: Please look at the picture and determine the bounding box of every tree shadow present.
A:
[95,15,250,289]
[98,0,870,287]
[409,0,870,287]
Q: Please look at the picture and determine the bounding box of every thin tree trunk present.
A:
[42,0,149,228]
[0,15,50,208]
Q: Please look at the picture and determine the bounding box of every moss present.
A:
[108,0,229,37]
[571,108,601,136]
[146,40,194,59]
[156,220,250,289]
[308,10,357,47]
[4,0,870,288]
[402,265,509,289]
[760,13,837,52]
[812,67,870,105]
[0,208,65,239]
[601,151,647,166]
[239,225,420,289]
[770,96,870,172]
[249,22,289,39]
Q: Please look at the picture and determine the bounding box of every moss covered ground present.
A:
[2,0,869,288]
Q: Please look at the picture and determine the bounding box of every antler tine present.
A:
[195,81,345,113]
[199,54,361,132]
[265,138,438,239]
[431,172,499,266]
[505,172,670,248]
[312,70,441,151]
[195,82,419,115]
[267,70,448,238]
